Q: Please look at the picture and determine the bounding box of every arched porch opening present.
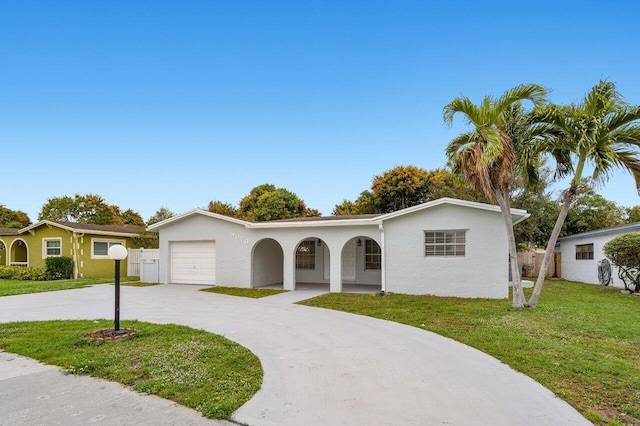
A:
[0,240,6,266]
[10,239,28,267]
[252,238,284,288]
[294,237,329,290]
[341,236,382,292]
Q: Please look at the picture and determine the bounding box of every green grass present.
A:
[0,277,139,297]
[0,320,262,419]
[201,286,288,298]
[300,280,640,425]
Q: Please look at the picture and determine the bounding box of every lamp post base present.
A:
[83,328,137,343]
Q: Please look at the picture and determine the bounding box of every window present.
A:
[365,239,381,270]
[43,238,61,257]
[575,243,594,260]
[296,240,316,270]
[424,230,466,257]
[92,239,124,258]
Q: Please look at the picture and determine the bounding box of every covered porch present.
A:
[251,234,382,293]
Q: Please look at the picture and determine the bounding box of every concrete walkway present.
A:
[0,351,230,425]
[0,284,590,426]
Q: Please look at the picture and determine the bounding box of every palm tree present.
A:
[528,81,640,307]
[444,84,548,308]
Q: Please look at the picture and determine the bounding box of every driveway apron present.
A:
[0,284,590,426]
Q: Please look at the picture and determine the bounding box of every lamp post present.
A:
[108,244,128,332]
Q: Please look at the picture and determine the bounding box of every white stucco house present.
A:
[557,222,640,287]
[148,198,529,298]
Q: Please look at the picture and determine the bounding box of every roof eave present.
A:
[18,220,142,238]
[376,197,529,224]
[247,218,381,228]
[147,209,252,230]
[558,223,640,241]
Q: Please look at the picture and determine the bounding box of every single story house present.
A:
[557,222,640,287]
[149,198,529,298]
[0,221,145,278]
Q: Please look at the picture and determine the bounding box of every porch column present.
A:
[283,246,296,291]
[329,243,342,293]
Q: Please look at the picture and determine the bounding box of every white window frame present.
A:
[364,238,381,270]
[424,230,466,258]
[296,240,316,270]
[91,238,126,259]
[42,238,62,258]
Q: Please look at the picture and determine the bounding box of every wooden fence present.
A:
[517,249,561,278]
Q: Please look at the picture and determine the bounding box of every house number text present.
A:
[231,233,249,245]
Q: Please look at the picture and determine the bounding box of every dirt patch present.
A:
[83,328,137,343]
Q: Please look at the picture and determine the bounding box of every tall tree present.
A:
[529,81,640,307]
[625,205,640,223]
[121,209,145,226]
[0,205,31,228]
[207,201,239,218]
[563,181,626,235]
[147,207,175,225]
[39,195,77,222]
[424,168,487,202]
[333,167,488,216]
[238,184,320,221]
[371,165,431,213]
[512,168,561,249]
[443,83,548,308]
[39,194,143,226]
[332,191,376,215]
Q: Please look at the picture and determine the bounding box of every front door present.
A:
[342,239,356,282]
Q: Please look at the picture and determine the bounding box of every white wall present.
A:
[156,203,511,298]
[559,230,638,288]
[252,238,284,287]
[353,239,383,285]
[157,214,382,291]
[383,204,508,298]
[158,214,252,287]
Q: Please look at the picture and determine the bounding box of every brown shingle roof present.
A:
[0,227,20,236]
[47,221,145,235]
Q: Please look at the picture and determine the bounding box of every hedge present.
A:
[0,266,48,281]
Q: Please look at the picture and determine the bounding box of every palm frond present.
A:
[494,84,548,116]
[605,106,640,132]
[443,97,480,127]
[445,132,477,161]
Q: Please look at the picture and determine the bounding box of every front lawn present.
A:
[300,280,640,425]
[201,286,288,298]
[0,320,262,419]
[0,277,139,297]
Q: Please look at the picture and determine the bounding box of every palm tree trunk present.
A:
[528,188,574,307]
[495,189,526,308]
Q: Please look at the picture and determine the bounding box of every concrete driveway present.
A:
[0,284,589,425]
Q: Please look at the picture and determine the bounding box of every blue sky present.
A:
[2,1,640,222]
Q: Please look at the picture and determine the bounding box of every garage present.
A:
[170,241,216,285]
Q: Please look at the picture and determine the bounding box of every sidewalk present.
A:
[0,351,233,426]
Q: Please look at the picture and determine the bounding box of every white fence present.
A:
[127,248,160,277]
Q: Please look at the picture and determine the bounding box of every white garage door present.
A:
[170,241,216,285]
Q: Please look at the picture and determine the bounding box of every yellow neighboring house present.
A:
[0,221,144,278]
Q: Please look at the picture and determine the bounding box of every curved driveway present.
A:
[0,284,589,425]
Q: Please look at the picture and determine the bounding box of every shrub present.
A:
[603,233,640,292]
[45,256,74,280]
[0,266,48,280]
[603,233,640,269]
